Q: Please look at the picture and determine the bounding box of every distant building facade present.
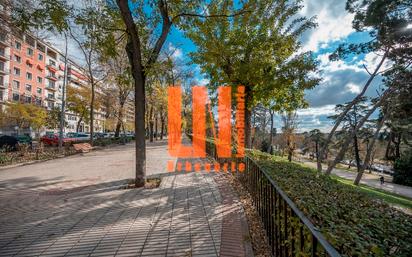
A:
[0,1,112,136]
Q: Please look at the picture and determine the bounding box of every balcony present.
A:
[47,64,57,72]
[0,67,9,74]
[46,85,57,91]
[0,81,7,88]
[0,51,9,61]
[46,95,56,101]
[46,73,58,81]
[0,35,7,46]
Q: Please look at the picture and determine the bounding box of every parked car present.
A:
[40,134,75,146]
[66,132,90,142]
[0,135,19,151]
[15,135,32,145]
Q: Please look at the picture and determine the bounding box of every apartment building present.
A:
[64,61,106,133]
[0,14,107,135]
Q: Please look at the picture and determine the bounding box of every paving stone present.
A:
[0,140,252,257]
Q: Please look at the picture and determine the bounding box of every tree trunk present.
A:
[160,115,165,140]
[287,138,292,162]
[317,50,388,172]
[354,113,387,185]
[394,134,401,159]
[117,0,171,187]
[115,102,125,138]
[315,141,319,164]
[149,105,154,142]
[269,110,274,154]
[89,76,95,145]
[154,114,158,140]
[353,133,361,172]
[385,134,392,160]
[76,116,83,132]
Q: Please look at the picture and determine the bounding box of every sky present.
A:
[46,0,387,133]
[162,0,387,133]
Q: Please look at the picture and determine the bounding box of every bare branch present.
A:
[363,64,372,76]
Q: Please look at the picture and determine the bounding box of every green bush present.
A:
[248,150,412,257]
[94,137,132,146]
[393,151,412,186]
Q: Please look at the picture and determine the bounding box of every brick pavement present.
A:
[0,141,253,257]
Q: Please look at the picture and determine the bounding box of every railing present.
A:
[204,140,341,257]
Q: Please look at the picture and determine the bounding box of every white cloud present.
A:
[345,83,361,94]
[317,52,363,73]
[168,44,183,59]
[356,51,391,73]
[300,0,355,52]
[198,78,210,86]
[296,105,336,117]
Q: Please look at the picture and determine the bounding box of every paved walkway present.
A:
[0,140,252,257]
[301,160,412,199]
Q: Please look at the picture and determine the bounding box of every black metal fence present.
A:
[205,139,341,257]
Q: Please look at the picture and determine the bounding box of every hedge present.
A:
[393,151,412,186]
[248,150,412,257]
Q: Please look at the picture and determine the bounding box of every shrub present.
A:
[248,150,412,257]
[393,151,412,186]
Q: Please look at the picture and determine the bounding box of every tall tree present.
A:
[318,0,412,172]
[100,42,134,138]
[354,106,389,185]
[66,86,92,132]
[281,111,299,162]
[46,107,66,130]
[13,0,113,144]
[3,103,47,136]
[306,129,324,164]
[114,0,248,186]
[186,0,319,148]
[329,98,370,173]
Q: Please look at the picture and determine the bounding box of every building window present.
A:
[49,59,56,67]
[14,55,21,63]
[14,67,20,76]
[26,84,32,91]
[12,80,20,89]
[37,87,42,94]
[38,53,43,61]
[48,81,55,88]
[27,48,33,56]
[48,102,54,108]
[12,93,19,101]
[25,96,32,103]
[37,43,45,53]
[35,98,42,106]
[15,41,21,50]
[37,76,43,83]
[26,72,32,80]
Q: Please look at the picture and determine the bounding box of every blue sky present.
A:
[48,0,388,133]
[161,0,387,132]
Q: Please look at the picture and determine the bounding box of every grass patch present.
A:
[330,174,412,210]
